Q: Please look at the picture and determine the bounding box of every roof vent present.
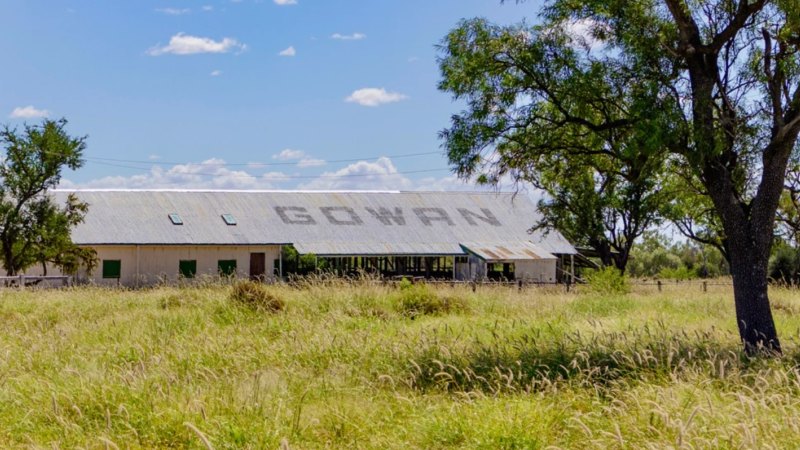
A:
[168,213,183,225]
[221,214,237,226]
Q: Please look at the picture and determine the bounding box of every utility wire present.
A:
[87,160,452,179]
[83,150,443,167]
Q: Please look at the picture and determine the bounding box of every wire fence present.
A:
[0,273,748,293]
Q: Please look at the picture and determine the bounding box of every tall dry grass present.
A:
[0,279,798,448]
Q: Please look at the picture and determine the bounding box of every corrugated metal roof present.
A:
[460,241,557,261]
[53,190,577,255]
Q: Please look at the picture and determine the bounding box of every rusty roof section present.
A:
[460,241,557,261]
[53,190,577,255]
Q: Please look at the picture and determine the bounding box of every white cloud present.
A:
[59,154,537,195]
[201,5,214,11]
[148,154,161,161]
[331,32,366,41]
[9,105,50,119]
[60,158,287,190]
[271,149,326,168]
[299,157,413,190]
[558,18,609,50]
[210,69,222,76]
[273,149,306,160]
[278,46,296,57]
[155,7,191,15]
[274,0,297,5]
[408,56,419,63]
[147,33,246,56]
[345,88,408,107]
[297,157,326,168]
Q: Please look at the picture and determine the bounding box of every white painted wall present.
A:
[28,245,281,286]
[515,259,557,283]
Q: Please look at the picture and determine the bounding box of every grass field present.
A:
[2,280,800,449]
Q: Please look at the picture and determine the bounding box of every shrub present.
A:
[160,293,186,309]
[769,246,800,285]
[583,266,629,295]
[229,281,285,313]
[658,265,697,280]
[395,280,467,317]
[160,290,204,309]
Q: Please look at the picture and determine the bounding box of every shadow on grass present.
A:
[400,323,795,395]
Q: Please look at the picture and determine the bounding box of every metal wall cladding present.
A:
[53,190,577,256]
[459,241,558,261]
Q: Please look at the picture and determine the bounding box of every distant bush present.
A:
[658,265,696,280]
[769,246,800,285]
[583,266,629,295]
[395,280,467,317]
[229,281,285,313]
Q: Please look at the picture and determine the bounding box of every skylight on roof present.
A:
[221,214,237,226]
[168,213,183,225]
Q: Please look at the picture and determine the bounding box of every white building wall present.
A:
[29,245,281,286]
[515,259,557,283]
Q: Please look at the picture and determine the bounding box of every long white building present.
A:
[39,190,576,286]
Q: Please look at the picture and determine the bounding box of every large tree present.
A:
[439,1,800,353]
[439,17,672,273]
[0,119,91,276]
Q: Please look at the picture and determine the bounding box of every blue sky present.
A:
[1,0,539,191]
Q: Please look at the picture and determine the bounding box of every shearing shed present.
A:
[37,190,577,286]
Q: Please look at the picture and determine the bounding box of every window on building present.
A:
[179,260,197,278]
[102,260,121,279]
[168,213,183,225]
[218,260,237,276]
[221,214,237,226]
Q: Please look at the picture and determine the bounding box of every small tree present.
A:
[0,119,92,276]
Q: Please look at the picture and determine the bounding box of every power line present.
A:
[87,160,452,180]
[82,150,443,167]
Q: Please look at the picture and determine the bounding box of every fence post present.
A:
[18,274,24,290]
[657,280,662,292]
[518,279,523,292]
[703,281,707,292]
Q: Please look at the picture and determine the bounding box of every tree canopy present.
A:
[439,0,800,353]
[0,119,94,277]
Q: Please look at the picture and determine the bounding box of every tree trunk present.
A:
[728,248,780,354]
[3,241,15,277]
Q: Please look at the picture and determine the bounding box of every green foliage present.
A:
[769,246,800,285]
[627,232,728,279]
[229,281,285,313]
[437,16,670,272]
[583,266,629,295]
[394,281,467,317]
[0,119,92,275]
[658,265,696,281]
[440,0,800,350]
[281,245,325,276]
